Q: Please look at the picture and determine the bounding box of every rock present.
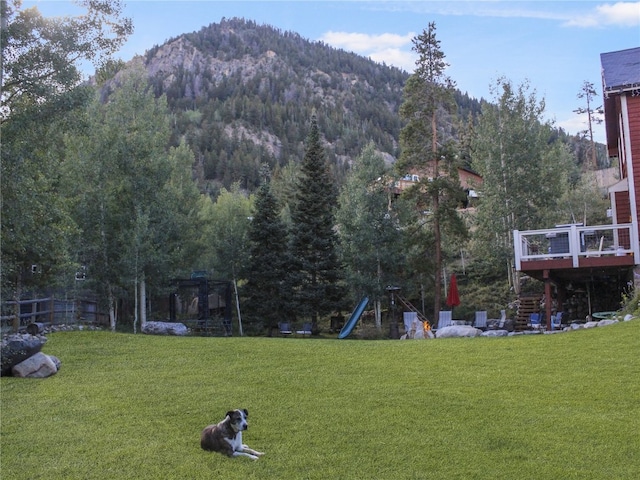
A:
[141,321,188,336]
[49,355,62,371]
[597,319,618,327]
[12,352,58,378]
[623,314,634,322]
[435,325,482,338]
[1,334,47,376]
[481,330,508,337]
[583,321,599,329]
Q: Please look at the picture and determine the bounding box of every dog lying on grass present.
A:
[200,409,265,460]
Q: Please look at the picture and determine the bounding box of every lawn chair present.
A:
[438,311,452,329]
[528,313,543,330]
[551,312,564,330]
[498,309,507,329]
[296,322,312,337]
[278,322,293,336]
[473,311,487,329]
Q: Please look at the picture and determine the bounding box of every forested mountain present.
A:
[115,17,600,194]
[110,17,466,192]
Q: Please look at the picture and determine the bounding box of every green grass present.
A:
[2,322,639,479]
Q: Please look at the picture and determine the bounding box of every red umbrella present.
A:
[446,273,460,315]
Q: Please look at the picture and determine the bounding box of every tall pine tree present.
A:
[244,168,293,335]
[398,22,467,321]
[289,113,344,333]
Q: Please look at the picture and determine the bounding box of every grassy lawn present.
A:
[2,321,639,479]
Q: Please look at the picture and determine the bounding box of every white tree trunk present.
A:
[140,276,147,328]
[133,277,138,334]
[108,286,116,332]
[374,299,382,330]
[233,278,243,336]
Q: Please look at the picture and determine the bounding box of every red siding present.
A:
[616,190,632,223]
[627,95,640,246]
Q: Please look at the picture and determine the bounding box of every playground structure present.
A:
[338,288,431,339]
[169,273,233,336]
[338,296,369,339]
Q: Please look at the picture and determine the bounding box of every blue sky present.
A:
[25,1,640,142]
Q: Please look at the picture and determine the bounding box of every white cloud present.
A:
[320,31,414,53]
[319,31,416,71]
[370,1,640,28]
[557,114,606,144]
[369,48,417,72]
[564,2,640,28]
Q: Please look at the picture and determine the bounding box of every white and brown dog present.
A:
[200,409,265,460]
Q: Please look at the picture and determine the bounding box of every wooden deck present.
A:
[514,222,638,282]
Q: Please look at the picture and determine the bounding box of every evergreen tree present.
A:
[574,80,604,171]
[289,113,344,332]
[397,22,467,320]
[243,168,293,335]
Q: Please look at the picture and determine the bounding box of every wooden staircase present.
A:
[395,294,431,329]
[516,295,541,331]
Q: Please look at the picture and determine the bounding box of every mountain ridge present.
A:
[109,17,599,194]
[135,17,423,191]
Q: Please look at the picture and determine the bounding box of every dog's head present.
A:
[225,409,249,432]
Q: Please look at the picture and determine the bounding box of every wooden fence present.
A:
[1,297,103,334]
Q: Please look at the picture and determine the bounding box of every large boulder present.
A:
[12,352,58,378]
[141,321,188,336]
[436,325,482,338]
[49,355,62,371]
[1,334,47,376]
[597,319,619,327]
[481,330,509,337]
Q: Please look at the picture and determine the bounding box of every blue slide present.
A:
[338,296,369,339]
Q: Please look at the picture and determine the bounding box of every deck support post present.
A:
[543,270,552,331]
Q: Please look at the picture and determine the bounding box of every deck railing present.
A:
[513,223,639,270]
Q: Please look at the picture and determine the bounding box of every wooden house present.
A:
[512,46,640,328]
[393,167,482,207]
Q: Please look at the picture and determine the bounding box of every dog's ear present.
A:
[225,411,234,419]
[243,408,249,417]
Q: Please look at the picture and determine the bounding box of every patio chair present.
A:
[438,311,453,329]
[587,236,605,257]
[528,313,543,330]
[296,322,313,337]
[551,312,564,330]
[403,312,418,335]
[473,311,487,329]
[498,309,507,329]
[278,322,293,336]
